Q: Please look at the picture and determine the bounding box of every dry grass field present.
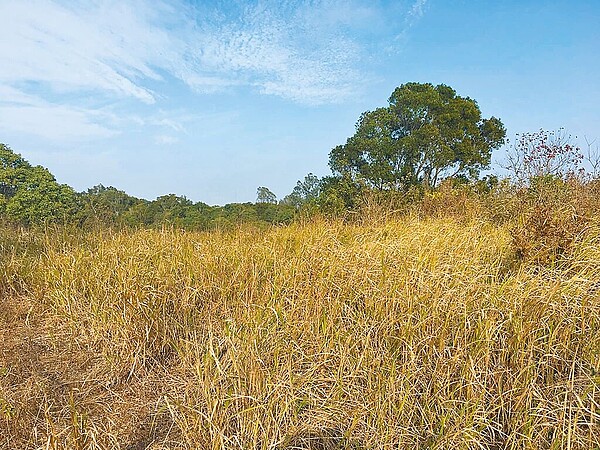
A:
[1,214,599,449]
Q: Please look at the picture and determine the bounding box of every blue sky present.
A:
[1,0,598,204]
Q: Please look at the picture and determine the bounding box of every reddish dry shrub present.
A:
[511,203,583,265]
[509,177,599,266]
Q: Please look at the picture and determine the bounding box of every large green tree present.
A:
[0,143,77,225]
[329,83,506,190]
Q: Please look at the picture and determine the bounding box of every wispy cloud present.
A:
[175,0,367,104]
[0,0,413,104]
[408,0,428,20]
[0,104,116,141]
[0,0,168,103]
[393,0,429,48]
[0,0,427,140]
[0,85,115,141]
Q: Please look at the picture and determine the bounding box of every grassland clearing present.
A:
[1,216,599,448]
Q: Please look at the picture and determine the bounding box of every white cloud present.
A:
[153,118,185,133]
[0,0,167,103]
[0,104,116,141]
[0,0,428,140]
[0,0,397,106]
[181,75,244,94]
[0,85,115,141]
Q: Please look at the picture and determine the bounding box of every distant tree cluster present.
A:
[0,144,295,228]
[80,189,296,230]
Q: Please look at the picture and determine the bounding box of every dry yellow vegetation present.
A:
[1,216,599,449]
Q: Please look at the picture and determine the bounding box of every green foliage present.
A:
[282,173,322,210]
[316,175,364,216]
[329,82,506,191]
[146,194,194,224]
[78,184,141,226]
[256,186,277,204]
[0,144,31,200]
[118,197,295,230]
[0,143,296,229]
[0,143,77,225]
[255,202,295,223]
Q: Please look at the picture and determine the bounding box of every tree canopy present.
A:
[282,173,322,209]
[0,143,77,225]
[329,82,506,191]
[0,143,297,229]
[256,186,277,204]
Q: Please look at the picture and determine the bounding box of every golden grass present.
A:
[1,217,599,449]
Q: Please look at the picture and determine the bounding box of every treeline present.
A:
[2,82,598,231]
[79,186,299,230]
[0,141,348,230]
[0,139,498,231]
[0,143,298,229]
